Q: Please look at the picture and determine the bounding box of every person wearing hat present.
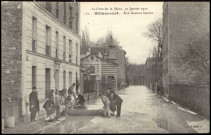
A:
[29,86,40,122]
[43,89,55,120]
[110,90,123,117]
[48,89,55,101]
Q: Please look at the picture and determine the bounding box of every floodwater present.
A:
[38,86,209,133]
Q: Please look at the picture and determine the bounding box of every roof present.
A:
[81,53,118,65]
[80,53,103,61]
[107,54,117,60]
[90,47,109,55]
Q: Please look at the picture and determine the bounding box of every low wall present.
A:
[2,98,22,124]
[169,84,210,118]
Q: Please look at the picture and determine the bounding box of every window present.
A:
[56,2,59,18]
[46,25,51,56]
[91,56,94,61]
[76,13,79,33]
[56,31,59,59]
[32,66,37,88]
[69,40,72,63]
[90,66,95,74]
[63,36,66,61]
[45,68,51,99]
[46,2,51,13]
[63,2,66,24]
[69,5,73,29]
[76,44,78,65]
[32,17,37,52]
[69,72,72,87]
[76,72,78,81]
[63,71,66,89]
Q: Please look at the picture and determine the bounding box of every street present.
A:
[36,86,209,133]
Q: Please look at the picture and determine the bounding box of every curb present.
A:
[161,96,197,115]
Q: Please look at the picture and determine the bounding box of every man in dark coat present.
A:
[76,81,80,94]
[110,90,123,117]
[76,94,85,106]
[29,87,40,121]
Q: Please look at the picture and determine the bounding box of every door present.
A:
[69,72,72,87]
[45,68,51,99]
[55,69,59,92]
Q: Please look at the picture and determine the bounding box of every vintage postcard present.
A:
[1,1,210,134]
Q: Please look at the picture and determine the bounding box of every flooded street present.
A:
[38,86,209,133]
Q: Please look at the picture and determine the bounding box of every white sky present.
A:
[80,2,163,64]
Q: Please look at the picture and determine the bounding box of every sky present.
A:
[80,2,163,64]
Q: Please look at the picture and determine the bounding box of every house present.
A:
[80,48,118,97]
[2,1,80,123]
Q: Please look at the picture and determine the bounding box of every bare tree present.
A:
[95,31,120,47]
[144,18,163,58]
[81,27,90,47]
[174,32,210,84]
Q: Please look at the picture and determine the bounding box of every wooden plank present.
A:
[65,109,103,116]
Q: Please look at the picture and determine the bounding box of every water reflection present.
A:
[40,117,91,134]
[155,118,168,130]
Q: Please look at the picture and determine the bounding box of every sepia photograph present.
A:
[1,1,210,134]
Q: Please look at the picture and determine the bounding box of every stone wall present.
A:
[162,2,210,117]
[1,1,23,123]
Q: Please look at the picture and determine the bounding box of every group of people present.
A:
[28,85,123,122]
[29,82,85,122]
[99,88,123,118]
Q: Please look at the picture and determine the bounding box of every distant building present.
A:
[107,45,127,88]
[145,57,162,90]
[162,2,209,117]
[81,45,126,89]
[80,49,118,94]
[2,2,80,122]
[127,64,145,86]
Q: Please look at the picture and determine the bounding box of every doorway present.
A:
[45,68,51,99]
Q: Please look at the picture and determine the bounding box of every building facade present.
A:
[107,45,127,88]
[2,1,81,122]
[162,2,209,117]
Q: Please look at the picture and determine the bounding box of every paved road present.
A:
[38,86,209,133]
